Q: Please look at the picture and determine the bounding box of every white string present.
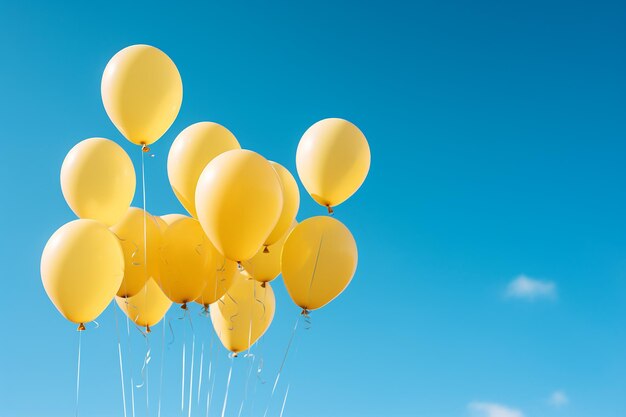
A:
[157,317,166,417]
[114,306,128,417]
[197,343,204,405]
[279,384,290,417]
[220,357,234,417]
[75,330,82,417]
[187,334,196,417]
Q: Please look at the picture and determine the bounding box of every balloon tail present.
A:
[263,246,269,254]
[77,323,86,331]
[146,325,151,333]
[141,143,151,153]
[326,205,334,215]
[220,357,234,417]
[75,330,82,417]
[181,302,188,310]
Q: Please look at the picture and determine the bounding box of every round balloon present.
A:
[195,246,238,308]
[41,219,124,327]
[110,207,163,298]
[101,44,183,146]
[61,138,135,226]
[281,216,358,311]
[264,162,300,247]
[210,274,275,354]
[167,122,240,217]
[157,215,214,306]
[243,220,297,284]
[296,118,370,209]
[195,149,283,261]
[115,278,171,332]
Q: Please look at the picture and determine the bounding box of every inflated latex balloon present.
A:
[110,207,163,298]
[41,219,124,328]
[115,278,171,332]
[210,274,275,354]
[263,162,300,248]
[296,118,370,211]
[195,247,238,308]
[243,220,297,284]
[195,149,283,262]
[168,122,240,217]
[60,138,135,226]
[157,216,214,306]
[101,44,183,147]
[281,216,358,311]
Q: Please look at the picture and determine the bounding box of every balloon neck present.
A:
[146,325,151,333]
[141,143,150,153]
[181,302,188,310]
[263,246,270,254]
[202,305,209,314]
[232,352,239,358]
[77,323,86,331]
[237,261,243,271]
[326,205,334,215]
[261,282,266,288]
[300,308,310,317]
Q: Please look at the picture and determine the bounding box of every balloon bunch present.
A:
[41,44,370,356]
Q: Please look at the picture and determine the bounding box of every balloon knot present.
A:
[77,323,86,331]
[181,302,188,310]
[237,261,243,271]
[326,205,334,215]
[141,143,150,153]
[233,352,239,358]
[261,282,266,288]
[263,246,270,254]
[300,308,310,317]
[202,305,209,315]
[146,325,151,333]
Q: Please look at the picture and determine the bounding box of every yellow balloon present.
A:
[168,122,240,217]
[281,216,358,311]
[41,219,124,327]
[195,150,283,261]
[296,118,370,209]
[101,44,183,146]
[61,138,136,226]
[115,278,172,332]
[264,162,300,247]
[157,216,215,306]
[210,274,275,354]
[243,220,297,283]
[195,247,238,307]
[110,207,163,298]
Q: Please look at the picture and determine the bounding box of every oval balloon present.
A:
[115,278,171,331]
[264,162,300,247]
[41,219,124,326]
[61,138,136,226]
[110,207,163,298]
[157,216,214,305]
[210,274,275,354]
[195,247,238,307]
[101,44,183,146]
[168,122,240,217]
[296,118,370,209]
[281,216,358,311]
[195,149,283,261]
[243,220,297,284]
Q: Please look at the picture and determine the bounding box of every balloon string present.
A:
[305,234,325,310]
[114,304,129,417]
[140,147,150,417]
[220,357,234,417]
[187,334,196,417]
[75,330,82,417]
[279,384,290,417]
[263,316,300,417]
[197,342,204,406]
[158,316,166,417]
[181,333,186,414]
[125,313,136,417]
[205,324,216,417]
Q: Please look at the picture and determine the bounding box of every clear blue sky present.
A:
[0,1,625,417]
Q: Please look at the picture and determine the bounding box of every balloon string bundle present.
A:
[75,330,82,417]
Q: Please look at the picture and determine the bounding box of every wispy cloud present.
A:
[468,402,524,417]
[548,390,569,407]
[505,274,557,300]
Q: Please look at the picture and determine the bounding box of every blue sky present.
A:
[1,1,625,417]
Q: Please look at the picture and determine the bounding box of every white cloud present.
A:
[505,274,557,300]
[468,402,524,417]
[549,390,569,407]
